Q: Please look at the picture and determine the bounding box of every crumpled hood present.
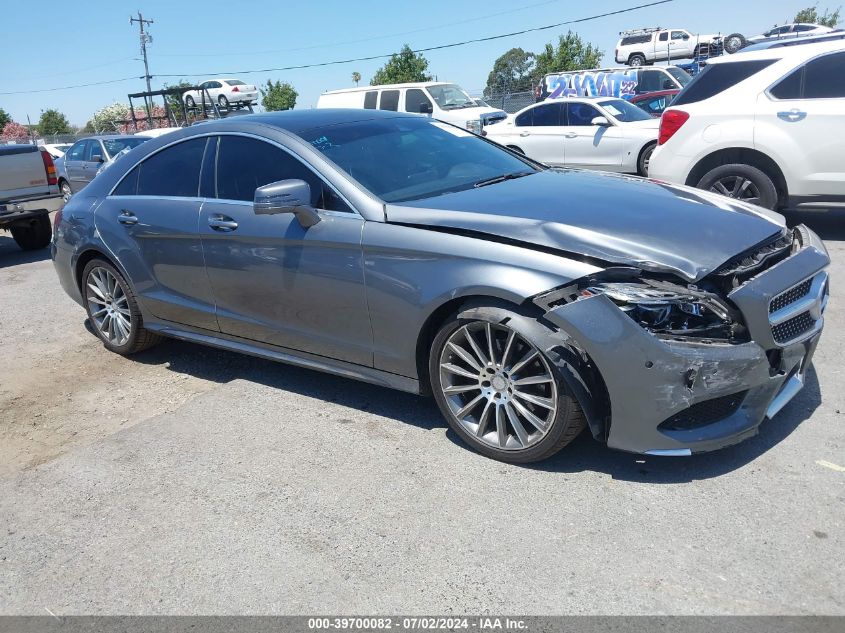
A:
[386,169,786,282]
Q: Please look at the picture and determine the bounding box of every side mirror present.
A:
[92,155,104,163]
[682,34,690,40]
[419,101,434,115]
[591,116,611,127]
[254,179,321,228]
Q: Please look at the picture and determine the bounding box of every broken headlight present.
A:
[581,281,743,340]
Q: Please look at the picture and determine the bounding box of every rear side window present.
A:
[120,137,207,197]
[673,60,776,105]
[363,91,377,109]
[770,52,845,99]
[215,135,349,211]
[530,103,563,126]
[379,90,400,111]
[621,34,651,45]
[515,108,533,127]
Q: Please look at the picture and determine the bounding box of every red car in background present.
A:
[629,89,680,117]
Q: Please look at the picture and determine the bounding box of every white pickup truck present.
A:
[0,144,59,250]
[614,27,734,66]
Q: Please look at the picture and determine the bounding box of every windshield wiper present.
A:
[473,171,533,188]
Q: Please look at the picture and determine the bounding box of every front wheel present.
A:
[697,163,778,210]
[10,215,52,250]
[82,259,161,355]
[429,307,586,463]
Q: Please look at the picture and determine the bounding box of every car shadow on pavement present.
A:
[787,208,845,242]
[127,334,822,483]
[0,236,50,266]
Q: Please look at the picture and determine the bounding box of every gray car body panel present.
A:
[51,110,830,455]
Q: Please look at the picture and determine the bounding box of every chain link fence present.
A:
[482,91,536,114]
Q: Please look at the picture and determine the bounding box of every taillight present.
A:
[231,86,240,92]
[40,149,57,185]
[658,109,689,145]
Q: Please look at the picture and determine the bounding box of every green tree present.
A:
[163,80,195,122]
[794,4,841,26]
[352,71,361,86]
[37,109,71,135]
[0,108,10,131]
[485,47,536,96]
[261,80,298,111]
[370,44,432,85]
[533,31,603,78]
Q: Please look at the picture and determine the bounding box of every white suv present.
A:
[649,38,845,210]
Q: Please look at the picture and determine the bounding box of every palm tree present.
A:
[352,71,361,87]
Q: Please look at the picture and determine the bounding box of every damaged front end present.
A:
[532,225,830,455]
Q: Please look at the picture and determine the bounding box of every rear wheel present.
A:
[218,95,229,109]
[185,95,196,109]
[430,306,586,463]
[10,215,52,250]
[638,142,656,177]
[628,53,646,67]
[697,163,778,210]
[60,180,72,202]
[82,259,161,355]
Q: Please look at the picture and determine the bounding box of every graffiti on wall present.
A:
[544,70,639,100]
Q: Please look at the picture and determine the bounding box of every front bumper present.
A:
[541,225,829,455]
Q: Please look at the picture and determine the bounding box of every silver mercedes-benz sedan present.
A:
[51,109,829,463]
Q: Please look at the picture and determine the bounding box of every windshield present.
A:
[598,99,653,122]
[102,137,148,158]
[426,84,476,110]
[302,117,538,203]
[666,66,692,86]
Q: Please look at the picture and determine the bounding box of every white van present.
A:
[317,82,507,133]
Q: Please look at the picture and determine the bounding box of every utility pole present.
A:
[130,11,154,128]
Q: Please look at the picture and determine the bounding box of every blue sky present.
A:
[1,0,808,126]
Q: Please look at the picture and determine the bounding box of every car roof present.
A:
[322,81,457,95]
[184,109,425,135]
[709,35,845,61]
[74,135,139,142]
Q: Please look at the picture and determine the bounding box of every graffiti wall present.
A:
[544,69,640,100]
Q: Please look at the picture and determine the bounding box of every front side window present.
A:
[85,141,103,162]
[116,137,208,197]
[363,91,377,109]
[379,90,400,111]
[637,69,664,92]
[426,84,475,110]
[302,117,538,203]
[566,103,601,126]
[673,60,776,105]
[666,66,692,86]
[671,30,687,40]
[598,99,652,122]
[215,135,349,211]
[405,88,431,114]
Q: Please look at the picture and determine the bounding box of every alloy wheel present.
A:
[709,175,761,205]
[86,267,132,346]
[61,182,72,202]
[438,322,558,451]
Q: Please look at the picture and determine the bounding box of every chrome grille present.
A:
[769,278,812,314]
[768,272,828,346]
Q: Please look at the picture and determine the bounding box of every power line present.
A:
[0,77,138,96]
[153,0,571,59]
[155,0,673,78]
[0,0,672,95]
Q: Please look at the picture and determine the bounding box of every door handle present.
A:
[564,132,578,138]
[208,215,238,231]
[777,109,806,122]
[117,209,138,225]
[519,131,530,137]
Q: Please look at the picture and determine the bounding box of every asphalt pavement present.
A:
[0,208,843,615]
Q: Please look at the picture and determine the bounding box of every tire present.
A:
[60,180,72,202]
[10,215,52,250]
[696,163,778,210]
[638,142,656,177]
[218,95,229,109]
[723,33,747,54]
[628,53,646,67]
[506,145,525,155]
[185,95,195,109]
[429,305,586,464]
[81,258,161,355]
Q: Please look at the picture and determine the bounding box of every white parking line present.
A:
[816,460,845,472]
